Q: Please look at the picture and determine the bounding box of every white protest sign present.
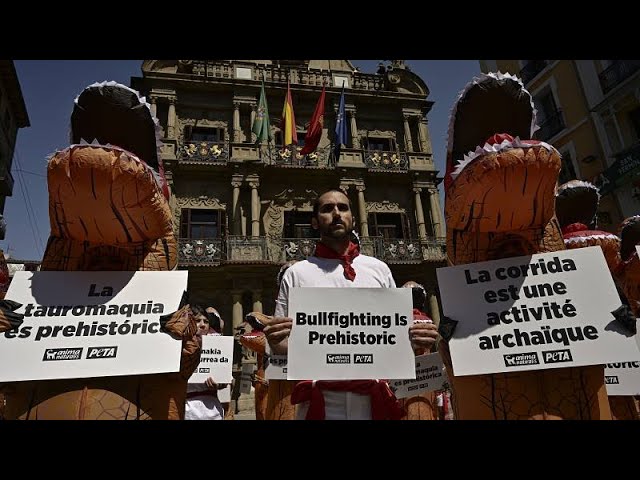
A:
[1,270,188,382]
[388,352,448,399]
[605,361,640,396]
[287,288,415,380]
[436,247,640,376]
[239,362,254,394]
[188,335,234,384]
[265,356,288,380]
[218,385,231,403]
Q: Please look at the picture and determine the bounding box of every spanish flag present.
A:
[281,81,298,146]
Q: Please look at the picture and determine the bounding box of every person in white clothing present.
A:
[264,189,438,420]
[185,304,227,420]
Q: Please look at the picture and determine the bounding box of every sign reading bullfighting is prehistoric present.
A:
[287,287,415,380]
[188,335,234,384]
[388,352,448,399]
[436,247,640,376]
[605,360,640,396]
[0,270,188,382]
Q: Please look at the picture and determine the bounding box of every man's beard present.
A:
[320,222,352,239]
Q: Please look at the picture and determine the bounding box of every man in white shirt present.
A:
[264,188,438,420]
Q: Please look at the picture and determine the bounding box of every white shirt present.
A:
[274,252,396,420]
[275,254,396,317]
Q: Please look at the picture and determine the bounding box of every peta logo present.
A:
[326,354,351,364]
[43,348,83,361]
[503,352,539,367]
[605,376,620,385]
[198,367,210,374]
[354,354,373,364]
[542,349,573,364]
[86,346,118,359]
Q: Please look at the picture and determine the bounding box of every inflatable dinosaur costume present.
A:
[439,72,611,419]
[616,216,640,318]
[0,82,200,420]
[238,313,269,420]
[555,180,639,420]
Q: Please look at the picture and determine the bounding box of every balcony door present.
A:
[368,212,410,239]
[180,208,226,239]
[284,210,317,238]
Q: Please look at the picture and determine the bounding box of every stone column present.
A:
[167,97,176,139]
[403,114,414,152]
[232,290,243,333]
[348,108,360,149]
[356,185,369,237]
[418,117,432,154]
[428,292,441,328]
[250,179,260,237]
[413,187,427,240]
[429,188,444,238]
[250,104,257,143]
[252,290,263,314]
[231,176,242,236]
[149,96,157,117]
[233,102,241,143]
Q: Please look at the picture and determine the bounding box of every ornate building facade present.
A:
[131,60,445,414]
[0,61,30,240]
[481,60,640,229]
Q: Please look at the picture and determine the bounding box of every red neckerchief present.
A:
[291,380,404,420]
[413,309,432,322]
[314,241,360,281]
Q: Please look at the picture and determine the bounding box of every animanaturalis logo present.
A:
[43,348,83,361]
[326,354,351,364]
[503,352,539,367]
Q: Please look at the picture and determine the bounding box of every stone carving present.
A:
[366,201,405,213]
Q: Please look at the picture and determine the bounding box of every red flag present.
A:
[281,81,297,146]
[299,84,326,155]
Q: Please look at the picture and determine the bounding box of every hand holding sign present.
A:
[263,316,293,356]
[409,320,438,354]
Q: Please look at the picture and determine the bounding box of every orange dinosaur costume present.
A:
[0,82,200,420]
[439,72,611,419]
[555,180,639,420]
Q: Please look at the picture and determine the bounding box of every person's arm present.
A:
[264,270,293,355]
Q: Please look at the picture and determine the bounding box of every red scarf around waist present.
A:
[291,380,404,420]
[314,241,360,281]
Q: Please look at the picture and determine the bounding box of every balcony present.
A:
[535,110,565,142]
[0,165,14,197]
[179,60,386,92]
[364,150,408,172]
[518,61,548,84]
[599,60,640,94]
[178,238,224,266]
[262,145,334,169]
[179,141,229,165]
[178,235,446,267]
[374,237,447,263]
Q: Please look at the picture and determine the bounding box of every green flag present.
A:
[252,80,271,143]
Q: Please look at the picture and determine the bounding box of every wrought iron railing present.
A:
[518,60,548,84]
[178,235,446,266]
[178,238,224,266]
[364,150,408,171]
[599,60,640,94]
[261,145,334,168]
[180,140,229,164]
[535,110,565,142]
[179,60,387,92]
